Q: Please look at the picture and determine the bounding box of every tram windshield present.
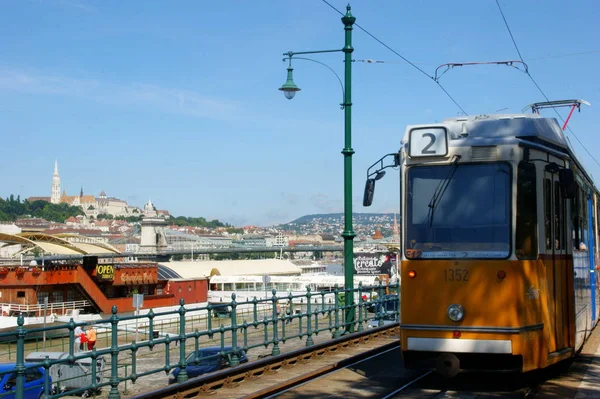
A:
[406,163,511,259]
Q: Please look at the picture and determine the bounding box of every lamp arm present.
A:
[282,56,345,109]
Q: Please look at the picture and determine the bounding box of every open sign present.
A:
[96,264,115,281]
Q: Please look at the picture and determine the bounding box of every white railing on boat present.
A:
[0,300,91,316]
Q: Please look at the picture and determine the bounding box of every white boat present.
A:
[208,274,383,305]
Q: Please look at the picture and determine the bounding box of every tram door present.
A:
[544,168,570,352]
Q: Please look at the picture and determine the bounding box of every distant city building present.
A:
[265,232,288,247]
[27,161,145,218]
[139,200,168,253]
[372,228,384,239]
[14,218,50,232]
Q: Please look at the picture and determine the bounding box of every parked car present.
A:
[0,363,50,399]
[367,311,399,329]
[209,304,231,318]
[367,294,399,314]
[168,346,248,384]
[25,352,105,397]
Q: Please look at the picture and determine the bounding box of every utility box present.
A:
[25,352,105,397]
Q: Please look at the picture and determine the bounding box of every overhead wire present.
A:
[320,0,467,115]
[527,49,600,61]
[355,48,600,66]
[495,0,600,168]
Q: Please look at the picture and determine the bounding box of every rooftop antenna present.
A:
[522,99,591,131]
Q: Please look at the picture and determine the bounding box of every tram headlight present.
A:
[447,304,465,322]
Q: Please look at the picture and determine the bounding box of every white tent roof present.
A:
[163,259,301,279]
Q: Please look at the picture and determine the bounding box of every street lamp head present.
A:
[279,66,301,100]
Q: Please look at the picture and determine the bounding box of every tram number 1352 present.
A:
[444,268,469,282]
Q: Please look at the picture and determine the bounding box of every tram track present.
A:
[126,324,591,399]
[129,324,400,399]
[379,363,579,399]
[248,341,401,399]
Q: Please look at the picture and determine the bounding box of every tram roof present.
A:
[160,259,302,279]
[403,114,568,150]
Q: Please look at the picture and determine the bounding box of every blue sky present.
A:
[1,0,598,227]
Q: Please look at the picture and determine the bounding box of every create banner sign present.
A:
[353,252,397,276]
[354,252,383,275]
[96,264,115,281]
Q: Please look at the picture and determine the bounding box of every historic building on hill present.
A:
[27,161,144,218]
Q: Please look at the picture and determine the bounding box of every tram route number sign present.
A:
[408,127,448,158]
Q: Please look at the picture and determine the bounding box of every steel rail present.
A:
[380,370,433,398]
[128,324,399,399]
[249,341,399,399]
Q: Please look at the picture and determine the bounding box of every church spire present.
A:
[51,160,61,204]
[80,186,84,197]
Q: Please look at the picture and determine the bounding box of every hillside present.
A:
[278,213,398,237]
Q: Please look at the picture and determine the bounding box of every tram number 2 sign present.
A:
[408,127,448,157]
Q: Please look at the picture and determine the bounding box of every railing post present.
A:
[176,299,188,383]
[306,287,314,346]
[15,314,25,399]
[107,306,121,399]
[357,282,364,332]
[230,294,240,366]
[67,318,75,356]
[90,349,98,395]
[378,281,385,327]
[333,285,341,338]
[130,340,138,387]
[252,298,259,329]
[43,356,51,398]
[147,309,155,351]
[206,303,213,339]
[271,290,280,356]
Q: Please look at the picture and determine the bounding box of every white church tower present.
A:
[139,199,168,253]
[51,160,61,204]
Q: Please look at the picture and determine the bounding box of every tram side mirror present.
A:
[363,171,386,207]
[363,179,376,207]
[559,169,577,199]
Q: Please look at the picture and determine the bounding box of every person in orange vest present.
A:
[86,325,97,350]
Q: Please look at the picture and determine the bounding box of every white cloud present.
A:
[0,67,236,119]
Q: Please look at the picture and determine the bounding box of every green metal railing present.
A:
[0,282,398,399]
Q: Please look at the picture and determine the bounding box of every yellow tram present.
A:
[364,111,600,376]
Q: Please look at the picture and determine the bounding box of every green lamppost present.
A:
[279,5,356,332]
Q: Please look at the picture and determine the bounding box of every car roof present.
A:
[198,346,233,352]
[195,346,247,357]
[0,363,42,373]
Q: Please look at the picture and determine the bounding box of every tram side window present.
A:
[582,188,589,246]
[544,178,552,250]
[554,182,564,249]
[597,203,600,244]
[516,162,538,259]
[572,185,581,249]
